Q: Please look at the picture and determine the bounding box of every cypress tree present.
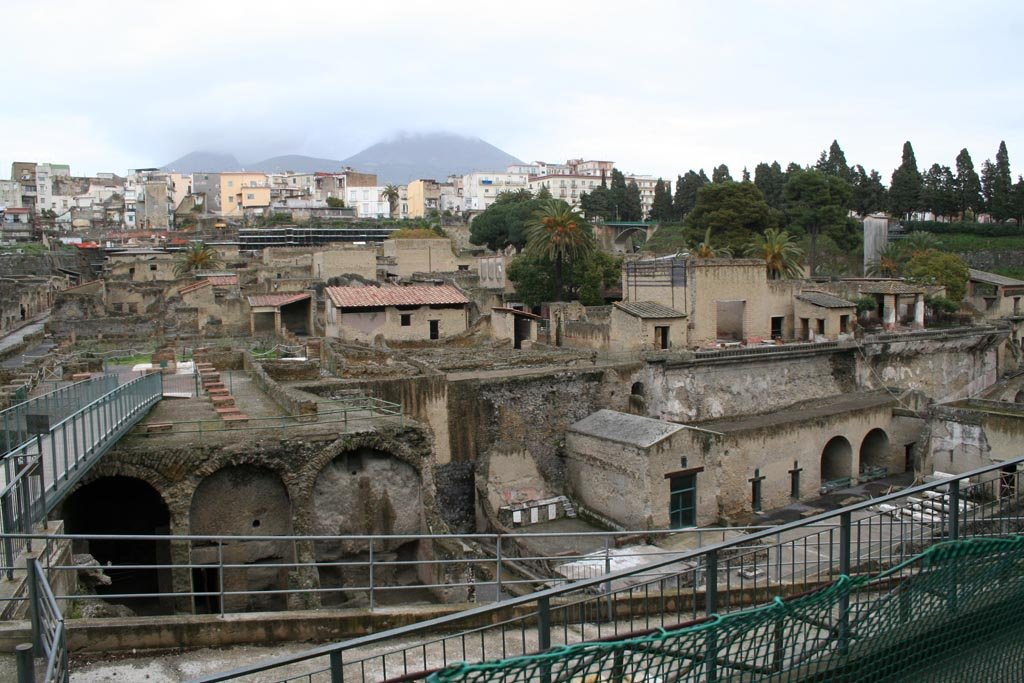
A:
[954,148,983,218]
[889,141,923,220]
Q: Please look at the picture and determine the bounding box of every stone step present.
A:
[210,395,235,407]
[222,413,249,425]
[203,382,225,391]
[145,423,173,434]
[215,406,242,416]
[71,373,93,381]
[207,388,230,397]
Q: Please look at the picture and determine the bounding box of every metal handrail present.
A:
[189,455,1024,682]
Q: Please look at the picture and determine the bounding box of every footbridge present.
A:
[0,373,162,569]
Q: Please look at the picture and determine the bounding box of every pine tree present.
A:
[850,165,887,216]
[623,181,643,221]
[816,140,852,183]
[991,141,1014,221]
[922,164,956,221]
[650,179,674,222]
[954,148,983,219]
[981,159,996,214]
[754,161,786,209]
[608,168,628,220]
[741,167,751,182]
[673,170,707,219]
[889,141,923,220]
[712,165,733,183]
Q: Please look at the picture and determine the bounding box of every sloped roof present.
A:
[614,301,687,319]
[795,291,856,309]
[859,281,924,295]
[206,275,238,286]
[246,292,311,308]
[968,269,1024,288]
[492,307,543,320]
[325,284,469,308]
[178,280,212,296]
[569,409,684,448]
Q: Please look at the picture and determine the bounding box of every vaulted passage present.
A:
[821,436,853,484]
[859,428,890,472]
[312,448,425,606]
[189,465,294,613]
[61,476,172,614]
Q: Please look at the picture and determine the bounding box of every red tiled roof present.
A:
[325,285,469,308]
[246,292,311,308]
[206,275,238,286]
[178,280,212,296]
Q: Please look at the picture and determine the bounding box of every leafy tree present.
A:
[816,140,852,183]
[990,141,1014,221]
[866,241,908,277]
[535,186,552,201]
[673,170,707,219]
[622,181,643,221]
[524,200,595,300]
[642,223,692,255]
[744,228,804,279]
[1014,176,1024,226]
[783,168,852,273]
[712,165,733,183]
[902,230,943,257]
[579,181,611,221]
[380,184,401,219]
[325,196,345,209]
[754,162,786,210]
[954,148,983,219]
[685,181,776,250]
[507,250,621,307]
[650,179,674,222]
[889,141,923,220]
[854,295,879,315]
[469,190,539,250]
[921,164,956,220]
[850,165,887,216]
[174,242,222,277]
[741,167,751,182]
[904,250,969,302]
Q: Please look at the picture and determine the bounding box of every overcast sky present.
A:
[4,0,1022,181]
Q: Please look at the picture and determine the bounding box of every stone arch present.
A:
[821,436,853,484]
[61,476,172,613]
[1015,390,1024,404]
[189,464,294,613]
[859,428,890,472]
[631,381,645,396]
[311,446,424,606]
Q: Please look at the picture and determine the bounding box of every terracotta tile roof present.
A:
[614,301,687,319]
[178,280,212,296]
[206,275,238,286]
[246,292,312,308]
[968,269,1024,288]
[795,291,857,309]
[325,285,469,309]
[492,307,543,320]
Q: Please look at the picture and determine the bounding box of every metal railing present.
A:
[26,556,68,683]
[0,372,163,576]
[0,374,119,457]
[187,457,1024,683]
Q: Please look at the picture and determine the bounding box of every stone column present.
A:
[274,309,282,334]
[883,294,897,330]
[913,294,925,328]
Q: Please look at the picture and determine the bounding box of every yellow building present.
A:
[219,173,270,216]
[407,179,441,219]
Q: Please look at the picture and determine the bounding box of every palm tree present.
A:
[867,241,907,277]
[691,227,732,258]
[525,200,595,300]
[380,184,401,219]
[174,242,222,277]
[902,231,941,257]
[745,228,804,280]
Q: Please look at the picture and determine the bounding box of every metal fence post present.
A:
[494,535,502,603]
[604,534,613,621]
[949,479,960,541]
[368,538,375,612]
[329,650,343,683]
[838,511,851,657]
[15,642,35,683]
[1,495,14,580]
[705,549,718,682]
[218,540,225,616]
[27,557,42,656]
[537,596,551,651]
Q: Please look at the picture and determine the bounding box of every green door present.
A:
[669,474,697,528]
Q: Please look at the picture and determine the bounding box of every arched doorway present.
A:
[312,448,423,606]
[629,382,646,414]
[189,465,294,613]
[1015,390,1024,404]
[821,436,853,485]
[859,428,890,473]
[61,476,171,614]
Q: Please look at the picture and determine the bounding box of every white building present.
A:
[527,174,604,209]
[345,186,391,218]
[461,172,529,213]
[33,163,71,213]
[623,173,660,218]
[0,180,21,209]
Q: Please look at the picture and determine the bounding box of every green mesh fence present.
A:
[430,536,1024,683]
